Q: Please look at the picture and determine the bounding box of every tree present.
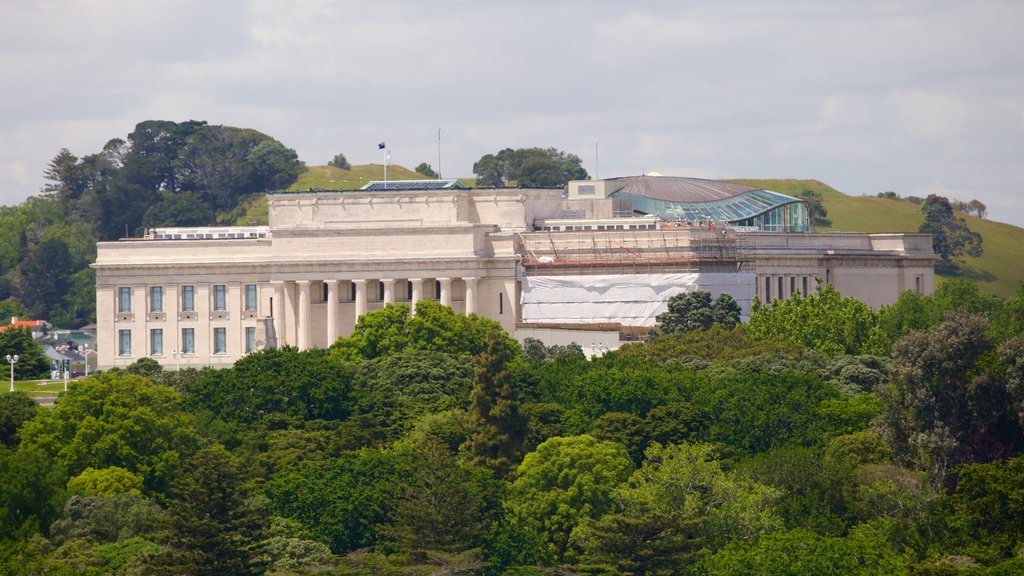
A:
[0,391,36,448]
[415,162,439,178]
[748,284,878,355]
[508,435,633,562]
[156,445,270,576]
[875,312,1024,476]
[462,332,528,478]
[582,442,781,572]
[656,291,741,334]
[0,326,49,379]
[919,194,983,273]
[140,191,212,229]
[967,199,987,219]
[328,153,352,170]
[798,189,830,227]
[472,147,588,188]
[18,237,75,321]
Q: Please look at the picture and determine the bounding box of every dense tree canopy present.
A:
[919,194,983,273]
[472,147,588,187]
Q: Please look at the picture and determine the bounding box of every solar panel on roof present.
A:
[360,179,468,191]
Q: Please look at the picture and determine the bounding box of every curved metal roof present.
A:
[606,175,803,223]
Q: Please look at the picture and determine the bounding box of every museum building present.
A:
[93,176,936,369]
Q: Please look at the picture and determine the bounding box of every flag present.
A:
[378,142,386,149]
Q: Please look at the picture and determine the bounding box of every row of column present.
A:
[271,277,478,350]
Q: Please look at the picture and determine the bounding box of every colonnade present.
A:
[269,276,479,350]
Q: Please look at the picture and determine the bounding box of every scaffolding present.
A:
[516,227,747,273]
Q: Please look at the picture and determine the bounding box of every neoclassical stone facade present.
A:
[93,180,935,370]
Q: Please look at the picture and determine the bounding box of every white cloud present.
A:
[0,0,1021,227]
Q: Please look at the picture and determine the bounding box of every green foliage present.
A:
[462,333,528,478]
[265,447,408,553]
[472,147,588,187]
[951,455,1024,562]
[66,466,144,497]
[414,162,439,178]
[49,492,165,547]
[332,300,518,361]
[748,284,879,355]
[351,348,474,439]
[920,194,983,273]
[180,346,354,424]
[691,368,843,454]
[16,372,201,495]
[157,445,270,576]
[875,311,1024,475]
[0,391,37,447]
[620,324,807,365]
[798,188,830,227]
[702,524,909,576]
[656,290,741,334]
[0,326,50,380]
[328,153,351,170]
[508,435,633,562]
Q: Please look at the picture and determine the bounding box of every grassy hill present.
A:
[731,179,1024,298]
[285,164,428,191]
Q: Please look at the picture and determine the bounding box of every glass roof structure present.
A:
[604,176,809,232]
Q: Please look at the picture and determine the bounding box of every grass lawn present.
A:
[11,378,72,397]
[286,164,427,191]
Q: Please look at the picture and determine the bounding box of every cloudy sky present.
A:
[2,0,1022,226]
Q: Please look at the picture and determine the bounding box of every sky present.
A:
[2,0,1022,227]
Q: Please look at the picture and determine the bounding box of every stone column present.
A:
[297,280,310,350]
[382,278,396,305]
[271,282,285,347]
[438,277,452,307]
[464,277,477,316]
[410,278,423,314]
[325,279,339,343]
[354,279,368,320]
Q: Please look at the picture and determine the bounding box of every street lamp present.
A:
[6,354,17,393]
[82,343,91,377]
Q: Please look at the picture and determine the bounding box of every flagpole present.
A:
[384,148,389,189]
[437,128,442,179]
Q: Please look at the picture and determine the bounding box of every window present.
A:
[498,292,504,315]
[182,286,195,312]
[790,277,795,298]
[150,329,163,355]
[322,282,329,303]
[378,282,385,301]
[435,280,441,299]
[118,287,132,313]
[213,285,227,311]
[245,327,256,353]
[244,284,257,310]
[181,328,195,354]
[802,276,809,296]
[406,281,413,301]
[764,277,771,301]
[350,282,357,301]
[778,277,784,300]
[119,330,131,356]
[214,328,226,354]
[150,287,163,313]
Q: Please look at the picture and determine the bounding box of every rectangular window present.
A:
[915,275,924,294]
[764,277,771,301]
[789,277,796,298]
[118,287,132,313]
[181,328,195,354]
[498,292,504,315]
[322,282,329,303]
[245,327,256,353]
[182,286,195,312]
[150,329,163,355]
[244,284,257,310]
[214,327,226,354]
[119,329,131,356]
[378,282,385,301]
[150,286,163,313]
[350,282,357,301]
[435,280,441,299]
[213,285,227,311]
[778,277,784,300]
[802,276,809,296]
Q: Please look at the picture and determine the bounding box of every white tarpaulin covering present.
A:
[520,272,756,326]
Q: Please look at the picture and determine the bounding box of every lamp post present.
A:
[6,354,17,393]
[82,344,92,377]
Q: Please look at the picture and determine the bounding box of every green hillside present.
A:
[732,179,1024,298]
[286,164,428,191]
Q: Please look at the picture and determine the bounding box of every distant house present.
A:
[0,317,51,339]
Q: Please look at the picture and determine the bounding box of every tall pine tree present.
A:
[461,332,527,478]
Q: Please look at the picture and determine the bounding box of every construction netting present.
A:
[519,272,756,327]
